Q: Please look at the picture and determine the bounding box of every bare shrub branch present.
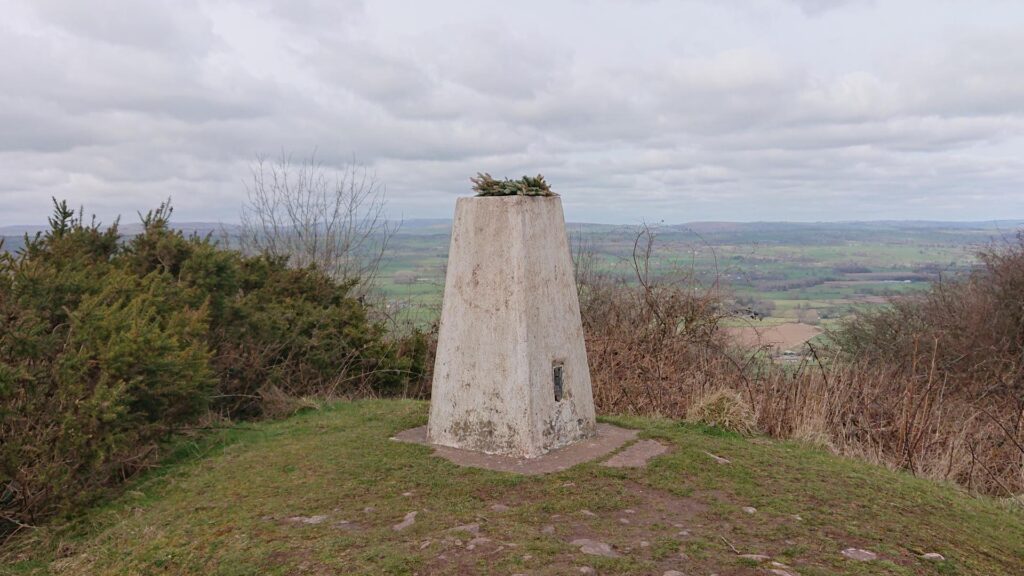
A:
[240,152,396,295]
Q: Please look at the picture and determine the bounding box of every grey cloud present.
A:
[787,0,872,16]
[28,0,217,54]
[0,0,1022,226]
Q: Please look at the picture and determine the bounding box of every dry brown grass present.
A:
[576,226,1024,499]
[686,388,757,435]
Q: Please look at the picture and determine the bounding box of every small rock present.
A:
[363,506,375,513]
[742,506,757,514]
[791,514,803,521]
[419,540,431,550]
[618,518,631,524]
[640,540,650,548]
[542,525,555,535]
[333,520,357,530]
[522,554,533,561]
[677,529,691,537]
[490,503,510,512]
[623,508,636,514]
[841,547,877,561]
[663,571,686,576]
[286,515,328,525]
[468,537,491,547]
[738,553,770,562]
[563,482,576,487]
[450,523,480,535]
[705,451,731,464]
[571,538,620,557]
[768,569,796,576]
[920,552,945,561]
[579,568,596,575]
[580,509,597,517]
[392,511,417,531]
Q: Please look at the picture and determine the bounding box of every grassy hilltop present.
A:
[4,400,1021,576]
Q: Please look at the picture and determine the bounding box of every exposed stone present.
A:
[490,503,510,512]
[768,569,796,576]
[705,451,731,464]
[333,520,357,530]
[603,440,669,468]
[392,511,417,531]
[742,506,757,514]
[466,537,491,550]
[580,509,597,517]
[571,538,620,557]
[920,552,945,561]
[578,568,596,575]
[450,523,481,535]
[738,554,770,562]
[542,525,555,535]
[841,548,877,561]
[663,571,687,576]
[286,515,328,525]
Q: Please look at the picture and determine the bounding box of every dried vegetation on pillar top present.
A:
[470,172,556,197]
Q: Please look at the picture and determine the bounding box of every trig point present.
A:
[427,177,597,458]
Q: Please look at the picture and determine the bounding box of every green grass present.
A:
[4,401,1022,575]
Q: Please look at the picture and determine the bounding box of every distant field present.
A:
[376,220,1022,333]
[5,219,1021,337]
[725,323,823,352]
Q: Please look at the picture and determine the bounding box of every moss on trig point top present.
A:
[471,172,557,197]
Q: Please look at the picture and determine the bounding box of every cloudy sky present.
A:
[2,0,1023,225]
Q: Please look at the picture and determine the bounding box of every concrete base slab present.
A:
[392,424,637,475]
[601,439,670,468]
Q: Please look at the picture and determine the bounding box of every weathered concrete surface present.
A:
[602,440,670,468]
[394,423,635,474]
[427,195,597,457]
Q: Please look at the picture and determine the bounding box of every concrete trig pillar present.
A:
[427,195,597,458]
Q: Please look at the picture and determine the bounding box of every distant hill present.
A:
[5,220,1022,254]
